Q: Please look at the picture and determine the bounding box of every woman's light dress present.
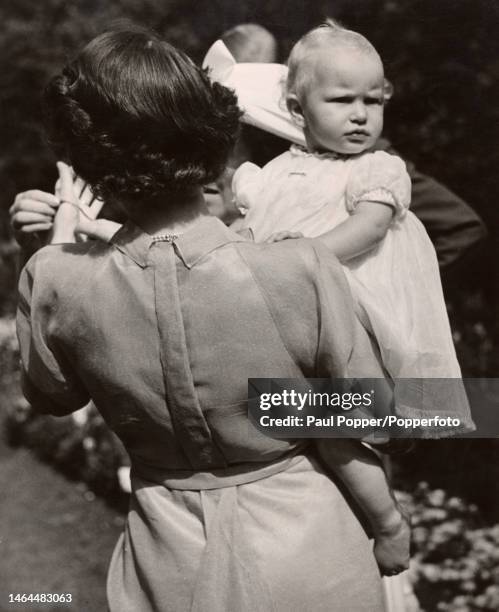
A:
[234,147,474,433]
[17,217,386,611]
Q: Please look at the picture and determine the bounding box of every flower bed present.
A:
[400,484,499,611]
[5,398,128,509]
[0,315,128,508]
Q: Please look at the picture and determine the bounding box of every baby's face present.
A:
[300,47,385,155]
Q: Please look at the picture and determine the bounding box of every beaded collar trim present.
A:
[290,143,350,161]
[151,234,179,243]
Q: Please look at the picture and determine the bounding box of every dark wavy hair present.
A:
[43,27,242,205]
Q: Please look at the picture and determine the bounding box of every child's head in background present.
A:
[286,21,392,155]
[221,23,278,63]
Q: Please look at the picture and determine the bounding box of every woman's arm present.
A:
[317,201,394,262]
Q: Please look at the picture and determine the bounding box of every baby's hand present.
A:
[265,230,304,243]
[373,507,411,576]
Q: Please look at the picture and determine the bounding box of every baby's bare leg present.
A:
[315,438,410,575]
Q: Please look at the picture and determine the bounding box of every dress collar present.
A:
[110,215,250,269]
[289,143,350,161]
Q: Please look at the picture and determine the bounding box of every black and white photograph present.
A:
[0,1,498,611]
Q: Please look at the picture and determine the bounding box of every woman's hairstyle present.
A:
[287,20,384,100]
[43,27,242,205]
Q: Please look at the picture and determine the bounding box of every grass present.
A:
[0,426,124,612]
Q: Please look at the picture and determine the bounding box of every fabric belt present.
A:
[130,447,307,490]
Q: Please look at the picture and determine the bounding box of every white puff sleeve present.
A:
[345,151,411,220]
[231,162,264,216]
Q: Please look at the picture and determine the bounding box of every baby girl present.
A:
[232,22,473,434]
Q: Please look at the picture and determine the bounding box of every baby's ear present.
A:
[383,79,394,103]
[286,94,306,129]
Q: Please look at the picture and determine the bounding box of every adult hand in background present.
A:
[10,161,104,247]
[10,189,59,248]
[51,162,104,244]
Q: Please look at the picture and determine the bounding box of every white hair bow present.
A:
[202,40,306,146]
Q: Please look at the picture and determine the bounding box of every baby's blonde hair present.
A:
[287,20,384,100]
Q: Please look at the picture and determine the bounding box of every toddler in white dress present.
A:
[231,22,473,434]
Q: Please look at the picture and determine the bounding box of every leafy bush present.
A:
[0,314,128,508]
[4,397,128,511]
[0,315,18,379]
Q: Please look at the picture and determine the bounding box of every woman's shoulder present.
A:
[29,238,109,261]
[19,241,112,311]
[23,240,111,283]
[236,237,344,286]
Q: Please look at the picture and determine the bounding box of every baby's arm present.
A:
[318,151,411,261]
[316,438,410,575]
[76,215,121,242]
[317,201,393,262]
